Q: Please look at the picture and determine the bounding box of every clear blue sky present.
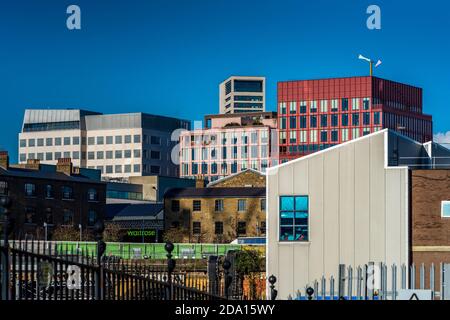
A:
[1,0,450,162]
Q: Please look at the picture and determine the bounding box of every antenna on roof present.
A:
[358,54,382,76]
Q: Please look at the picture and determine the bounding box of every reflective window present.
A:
[279,196,309,242]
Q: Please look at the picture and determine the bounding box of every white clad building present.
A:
[18,109,190,180]
[266,129,441,299]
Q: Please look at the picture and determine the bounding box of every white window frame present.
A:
[442,201,450,218]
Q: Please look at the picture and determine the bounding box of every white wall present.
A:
[266,131,409,299]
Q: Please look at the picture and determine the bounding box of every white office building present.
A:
[219,76,266,114]
[18,109,190,180]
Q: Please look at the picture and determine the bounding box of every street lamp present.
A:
[358,54,382,76]
[78,224,82,242]
[43,222,48,242]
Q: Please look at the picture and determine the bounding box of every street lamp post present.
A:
[1,196,12,300]
[78,224,82,242]
[43,222,48,242]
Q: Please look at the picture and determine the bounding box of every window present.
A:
[150,136,161,145]
[62,137,70,146]
[115,165,122,173]
[87,188,98,201]
[193,200,201,211]
[238,199,247,212]
[279,196,309,242]
[261,199,266,211]
[279,102,287,115]
[150,166,160,174]
[106,151,113,159]
[289,116,297,129]
[28,139,35,147]
[88,211,97,227]
[352,98,360,110]
[320,115,328,127]
[37,138,44,147]
[237,221,246,235]
[300,116,307,129]
[55,138,62,146]
[374,112,381,125]
[342,98,349,111]
[215,199,224,212]
[299,102,307,114]
[442,201,450,218]
[106,136,113,144]
[124,150,132,158]
[0,181,8,195]
[62,186,73,200]
[115,150,122,159]
[171,200,180,212]
[115,136,122,144]
[151,151,160,159]
[45,185,54,198]
[363,113,370,125]
[46,138,53,146]
[97,151,104,160]
[20,154,26,162]
[260,221,266,235]
[73,137,80,145]
[134,135,141,143]
[331,99,338,112]
[45,208,53,224]
[97,136,104,145]
[106,165,113,174]
[133,164,141,173]
[215,222,223,235]
[289,102,296,114]
[63,152,70,159]
[63,209,74,226]
[134,149,141,158]
[342,114,349,126]
[331,130,338,142]
[352,114,360,126]
[320,100,328,113]
[310,101,317,113]
[320,131,328,142]
[193,222,201,235]
[24,183,36,197]
[45,152,52,161]
[20,139,26,147]
[88,152,95,160]
[55,152,61,160]
[25,207,37,224]
[124,165,131,173]
[363,98,370,110]
[125,135,132,144]
[310,116,317,128]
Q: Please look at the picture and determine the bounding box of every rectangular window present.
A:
[37,153,44,160]
[20,139,26,147]
[299,102,307,114]
[106,151,113,159]
[363,98,370,110]
[279,196,309,242]
[124,150,132,158]
[289,101,296,114]
[61,186,73,199]
[300,116,307,129]
[106,136,113,144]
[63,137,71,146]
[124,165,131,173]
[134,149,141,158]
[88,152,95,160]
[106,165,113,174]
[193,222,201,235]
[46,152,53,161]
[374,112,381,125]
[237,221,246,235]
[134,135,141,143]
[63,209,74,226]
[310,116,317,128]
[73,137,80,145]
[363,113,370,125]
[352,98,360,110]
[193,200,201,211]
[320,100,328,113]
[352,114,360,126]
[150,150,160,159]
[342,98,349,111]
[320,115,327,127]
[125,135,132,144]
[442,201,450,218]
[88,137,95,145]
[215,199,224,212]
[133,164,141,173]
[279,102,287,115]
[331,130,338,142]
[115,136,122,144]
[310,101,317,113]
[115,165,122,173]
[20,153,26,162]
[96,151,104,160]
[150,136,161,145]
[115,150,122,159]
[24,183,36,197]
[97,136,104,145]
[55,138,62,146]
[331,99,338,112]
[320,131,328,142]
[261,199,266,211]
[238,199,247,212]
[342,114,349,126]
[28,139,35,147]
[215,222,223,235]
[289,116,297,129]
[46,138,53,146]
[150,165,160,174]
[37,138,44,147]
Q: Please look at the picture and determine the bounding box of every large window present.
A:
[45,185,54,198]
[215,199,224,212]
[62,186,74,200]
[279,196,309,242]
[24,183,36,197]
[193,222,201,235]
[215,222,223,235]
[193,200,201,211]
[237,221,247,235]
[0,181,8,195]
[238,199,247,212]
[234,80,263,92]
[442,201,450,218]
[87,188,98,201]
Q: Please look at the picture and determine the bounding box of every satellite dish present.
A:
[375,60,382,68]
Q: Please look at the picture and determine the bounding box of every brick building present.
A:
[0,152,106,239]
[164,169,266,243]
[278,76,433,162]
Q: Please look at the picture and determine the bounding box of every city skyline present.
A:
[2,0,450,163]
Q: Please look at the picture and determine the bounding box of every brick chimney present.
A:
[195,176,205,188]
[56,158,73,175]
[0,151,9,169]
[26,159,41,170]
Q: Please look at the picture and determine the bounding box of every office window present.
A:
[342,98,349,111]
[115,136,122,144]
[88,211,97,227]
[331,99,338,112]
[134,135,141,143]
[331,130,338,142]
[215,199,224,212]
[133,164,141,173]
[20,154,26,162]
[290,116,297,129]
[320,115,328,127]
[442,201,450,218]
[62,186,73,199]
[88,137,95,145]
[363,98,370,110]
[299,102,307,114]
[363,113,370,125]
[320,100,328,112]
[279,196,309,242]
[124,165,131,173]
[150,136,161,145]
[63,209,74,226]
[87,188,98,201]
[331,114,338,127]
[300,116,307,129]
[37,138,44,147]
[115,150,122,159]
[134,149,141,158]
[310,130,318,143]
[25,183,36,197]
[106,165,113,174]
[55,138,62,146]
[73,137,80,145]
[237,221,246,235]
[97,151,104,160]
[193,200,201,211]
[341,129,349,142]
[55,152,61,160]
[342,114,349,126]
[150,165,160,174]
[310,101,317,113]
[260,221,266,235]
[106,136,113,144]
[124,150,132,158]
[171,200,180,212]
[125,135,132,144]
[45,138,52,146]
[115,165,122,173]
[45,208,53,225]
[62,137,70,146]
[151,150,160,159]
[193,222,201,235]
[73,151,80,160]
[215,222,223,235]
[289,131,297,144]
[63,152,70,159]
[352,128,360,139]
[20,139,26,147]
[352,114,360,126]
[106,151,113,159]
[238,199,247,212]
[279,102,287,115]
[97,136,104,145]
[280,117,287,130]
[28,139,35,147]
[352,98,360,110]
[88,152,95,160]
[320,131,328,142]
[289,102,296,114]
[96,166,103,173]
[261,199,266,211]
[28,153,35,160]
[374,112,381,125]
[310,116,317,128]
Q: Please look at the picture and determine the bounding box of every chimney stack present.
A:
[57,158,73,175]
[26,159,41,170]
[195,175,205,188]
[0,151,9,169]
[72,166,80,175]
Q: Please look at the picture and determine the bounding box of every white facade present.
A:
[265,130,433,299]
[219,76,266,114]
[18,109,190,180]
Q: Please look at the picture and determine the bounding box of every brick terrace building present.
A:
[278,76,433,162]
[0,152,106,239]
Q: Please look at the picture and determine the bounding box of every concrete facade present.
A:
[219,76,265,114]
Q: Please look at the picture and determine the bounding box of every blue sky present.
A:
[1,0,449,162]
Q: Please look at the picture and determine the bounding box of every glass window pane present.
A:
[280,227,294,241]
[294,226,308,241]
[295,196,308,211]
[280,196,294,211]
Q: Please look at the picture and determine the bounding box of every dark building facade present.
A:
[278,76,433,162]
[0,152,106,239]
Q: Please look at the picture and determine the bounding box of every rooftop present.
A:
[164,187,266,198]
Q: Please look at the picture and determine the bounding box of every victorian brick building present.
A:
[0,151,106,239]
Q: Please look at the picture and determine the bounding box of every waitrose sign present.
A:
[127,230,156,237]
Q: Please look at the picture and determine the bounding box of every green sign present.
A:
[127,229,156,237]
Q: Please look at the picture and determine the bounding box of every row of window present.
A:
[279,127,382,145]
[181,160,267,176]
[20,135,163,148]
[184,131,269,146]
[20,149,145,162]
[22,207,97,227]
[191,220,266,236]
[183,145,269,162]
[20,182,98,201]
[279,98,371,115]
[171,199,266,212]
[279,112,381,130]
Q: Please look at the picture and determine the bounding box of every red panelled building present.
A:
[278,76,433,162]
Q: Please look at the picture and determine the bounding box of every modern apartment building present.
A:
[278,76,433,162]
[266,129,450,299]
[219,76,266,114]
[179,112,278,181]
[18,109,191,180]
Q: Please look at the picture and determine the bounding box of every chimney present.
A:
[0,151,9,169]
[72,166,80,175]
[195,176,205,188]
[57,158,73,175]
[26,159,41,170]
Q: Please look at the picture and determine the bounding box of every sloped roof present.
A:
[0,166,103,184]
[106,203,164,221]
[207,168,264,187]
